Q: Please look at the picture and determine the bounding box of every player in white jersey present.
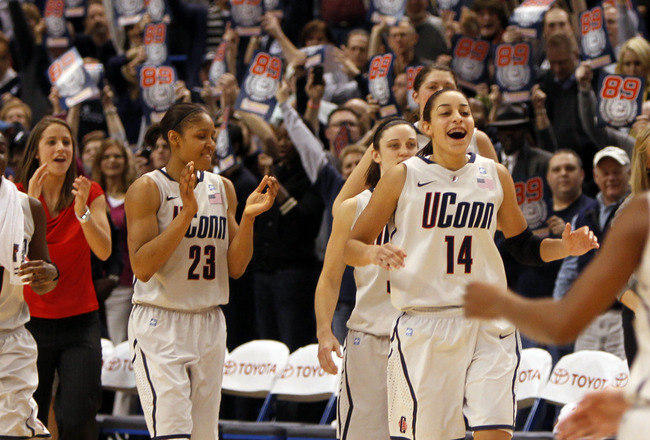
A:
[0,135,58,438]
[315,119,418,439]
[345,89,598,440]
[125,103,278,440]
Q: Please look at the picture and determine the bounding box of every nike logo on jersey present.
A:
[166,196,178,201]
[499,332,514,339]
[417,180,436,187]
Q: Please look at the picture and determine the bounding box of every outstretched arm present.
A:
[465,195,648,344]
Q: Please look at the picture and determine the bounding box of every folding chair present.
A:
[222,339,291,398]
[101,337,114,363]
[540,350,629,406]
[101,340,137,392]
[516,348,552,431]
[257,344,342,424]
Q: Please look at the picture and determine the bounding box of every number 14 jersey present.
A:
[133,169,230,312]
[389,153,506,310]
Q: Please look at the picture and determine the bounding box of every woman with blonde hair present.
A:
[615,36,650,101]
[630,126,650,195]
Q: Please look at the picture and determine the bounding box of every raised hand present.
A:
[243,175,279,218]
[72,175,91,216]
[179,161,198,217]
[562,223,599,256]
[28,163,49,199]
[18,260,58,286]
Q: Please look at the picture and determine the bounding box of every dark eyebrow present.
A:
[436,103,470,109]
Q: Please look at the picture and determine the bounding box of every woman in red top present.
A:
[18,116,111,439]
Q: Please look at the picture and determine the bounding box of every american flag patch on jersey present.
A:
[477,177,494,190]
[208,193,223,204]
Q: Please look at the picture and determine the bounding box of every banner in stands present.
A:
[451,35,490,91]
[144,22,169,66]
[406,64,424,111]
[494,42,535,102]
[216,108,236,171]
[209,41,229,87]
[596,72,645,128]
[145,0,167,22]
[437,0,466,20]
[48,48,99,109]
[510,0,556,38]
[368,0,406,24]
[579,6,616,68]
[44,0,71,48]
[139,64,177,123]
[64,0,86,18]
[368,53,401,118]
[230,0,264,36]
[264,0,284,17]
[113,0,144,26]
[235,51,282,121]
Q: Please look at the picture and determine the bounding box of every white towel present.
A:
[0,176,26,284]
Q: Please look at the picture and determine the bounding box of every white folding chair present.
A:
[101,338,115,363]
[221,339,290,399]
[518,348,553,408]
[101,340,137,392]
[257,344,342,423]
[540,350,629,406]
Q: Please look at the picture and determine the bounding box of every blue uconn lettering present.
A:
[422,192,494,229]
[173,206,227,239]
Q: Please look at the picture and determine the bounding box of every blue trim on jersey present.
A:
[158,168,175,181]
[197,171,204,183]
[390,437,410,440]
[393,315,418,439]
[340,338,354,440]
[0,435,50,439]
[635,297,650,396]
[0,267,4,294]
[470,424,515,431]
[511,332,522,423]
[415,155,434,164]
[151,435,191,440]
[416,152,476,166]
[135,339,160,438]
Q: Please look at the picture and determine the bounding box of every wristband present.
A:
[76,205,91,223]
[307,100,320,109]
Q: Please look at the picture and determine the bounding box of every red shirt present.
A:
[17,181,103,319]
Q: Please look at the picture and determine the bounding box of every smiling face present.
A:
[413,69,457,117]
[422,90,475,157]
[100,144,126,178]
[374,124,418,175]
[174,112,216,171]
[593,157,630,205]
[37,123,74,177]
[620,49,648,78]
[547,151,584,202]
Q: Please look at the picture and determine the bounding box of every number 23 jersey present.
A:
[389,153,507,310]
[133,169,230,311]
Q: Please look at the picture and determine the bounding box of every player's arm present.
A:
[21,196,58,294]
[496,165,598,263]
[316,198,356,374]
[344,164,406,269]
[332,145,373,215]
[466,195,648,344]
[227,175,278,279]
[126,167,197,282]
[475,130,498,161]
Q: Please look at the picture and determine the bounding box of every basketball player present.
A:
[0,134,58,438]
[125,103,278,439]
[344,89,598,440]
[464,188,650,437]
[315,118,418,439]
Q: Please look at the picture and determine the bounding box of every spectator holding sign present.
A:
[471,0,509,44]
[369,19,430,75]
[74,0,117,68]
[615,36,650,101]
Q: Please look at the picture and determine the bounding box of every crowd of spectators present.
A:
[1,0,650,436]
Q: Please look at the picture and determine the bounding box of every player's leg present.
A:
[24,317,58,426]
[189,308,227,440]
[129,305,194,438]
[338,330,390,440]
[465,320,518,440]
[0,327,50,437]
[387,310,471,440]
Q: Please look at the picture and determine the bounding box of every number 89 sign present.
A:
[140,65,176,112]
[235,52,282,121]
[494,42,534,102]
[596,73,645,128]
[368,53,400,117]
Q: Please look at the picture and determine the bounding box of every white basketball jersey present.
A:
[133,169,230,311]
[0,192,34,331]
[628,192,650,402]
[347,190,400,336]
[389,153,506,310]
